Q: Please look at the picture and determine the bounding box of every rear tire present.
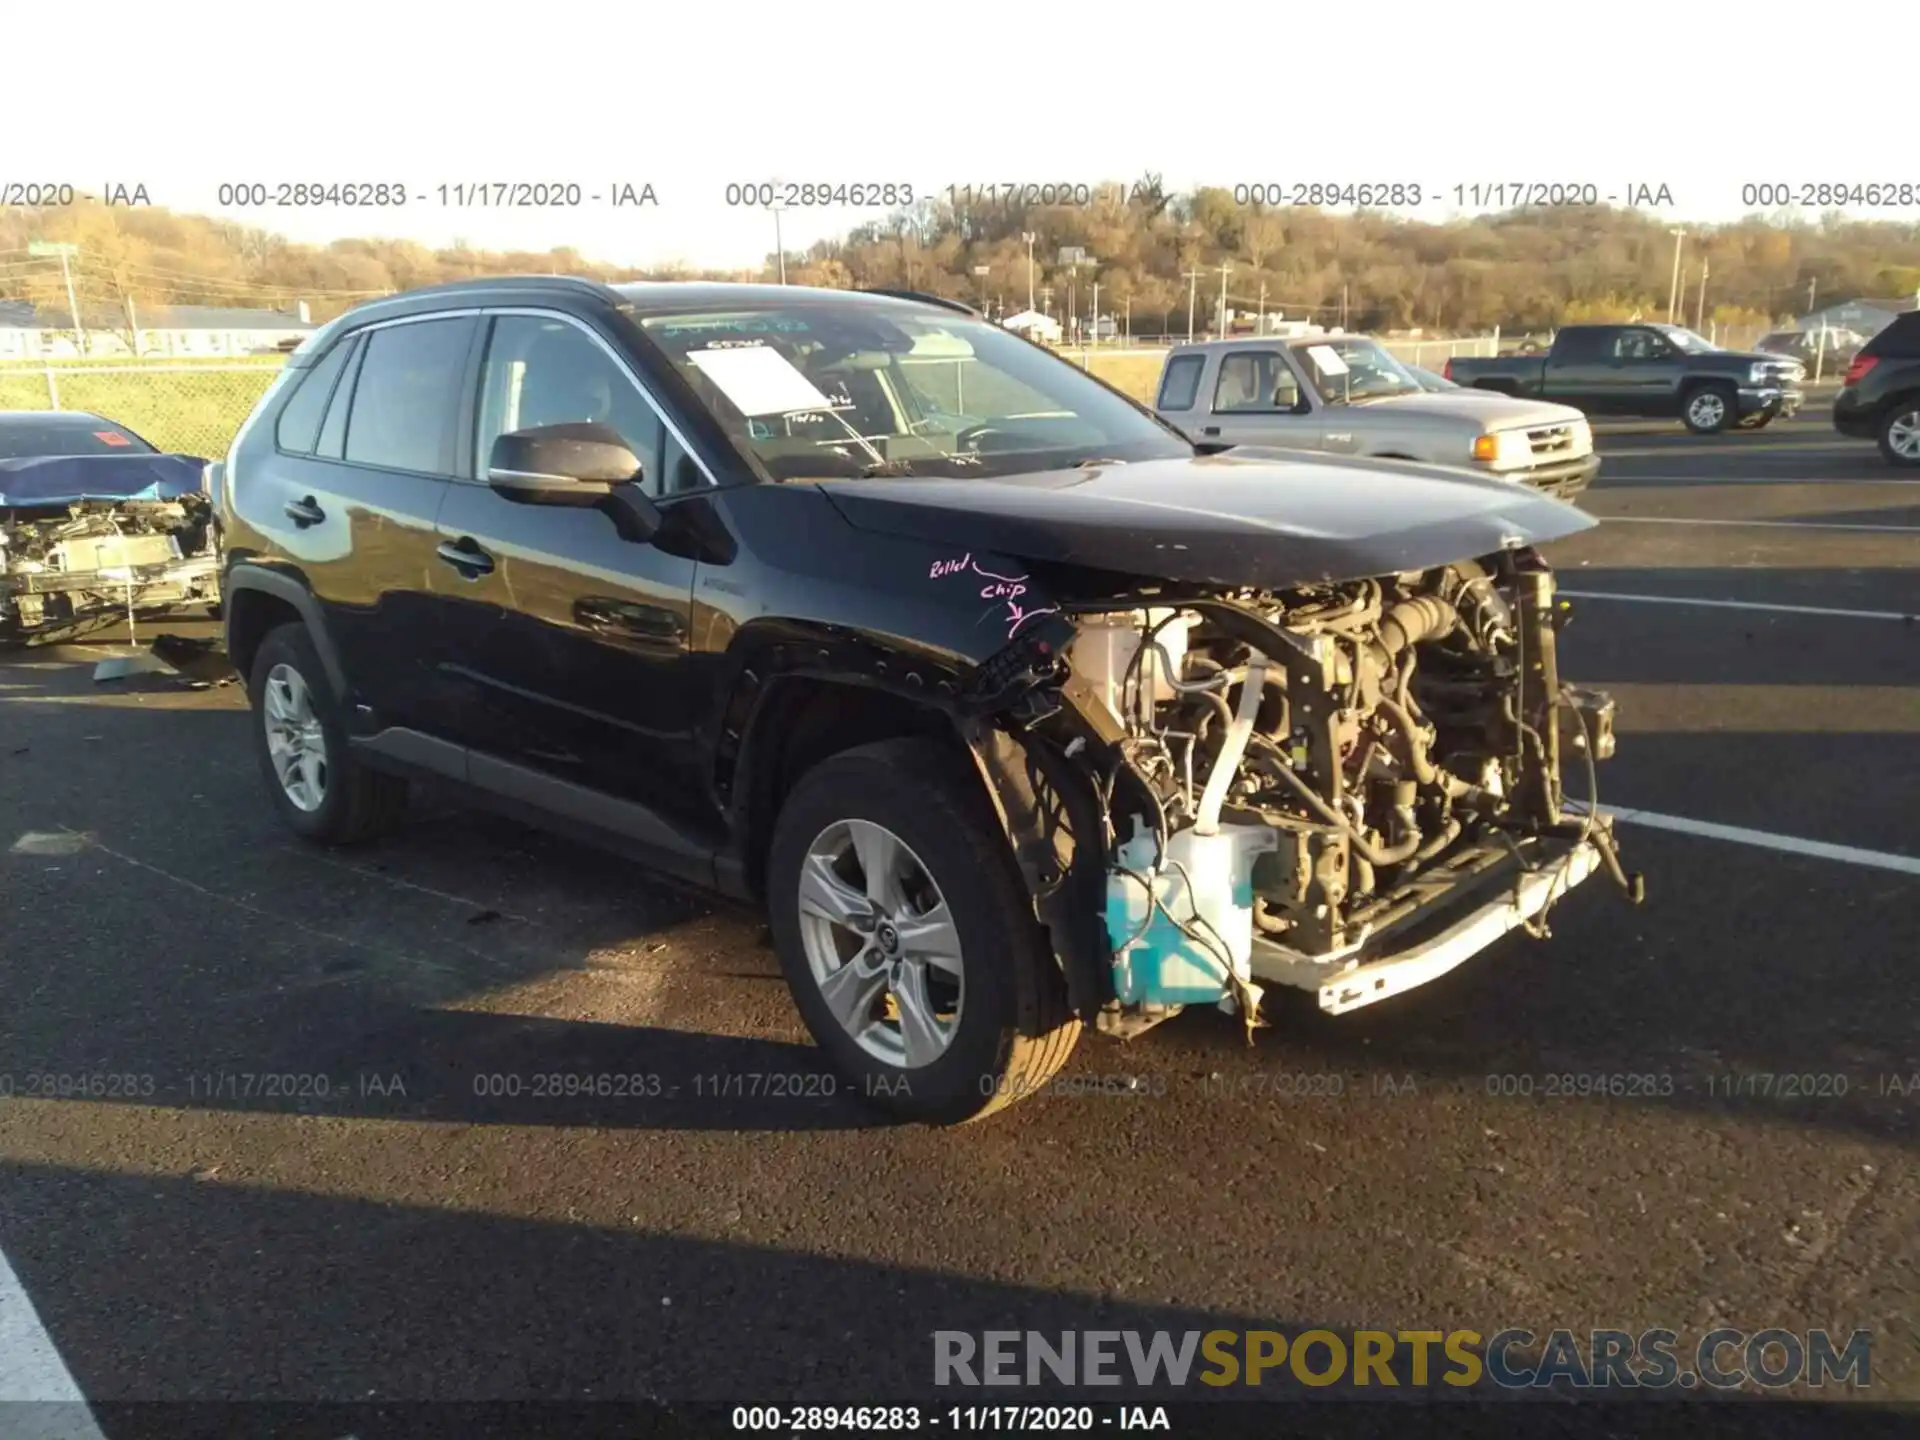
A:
[767,738,1081,1124]
[1877,399,1920,467]
[247,622,407,845]
[1681,384,1736,435]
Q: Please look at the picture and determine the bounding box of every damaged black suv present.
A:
[218,278,1637,1124]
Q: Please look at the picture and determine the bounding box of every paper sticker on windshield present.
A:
[686,344,834,417]
[1305,345,1350,376]
[94,430,132,446]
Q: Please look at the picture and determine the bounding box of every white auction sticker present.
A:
[686,344,835,417]
[1306,344,1350,376]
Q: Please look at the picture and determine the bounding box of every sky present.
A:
[11,0,1917,272]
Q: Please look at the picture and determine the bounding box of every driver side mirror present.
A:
[487,423,661,541]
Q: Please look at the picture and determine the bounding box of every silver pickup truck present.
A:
[1153,335,1600,499]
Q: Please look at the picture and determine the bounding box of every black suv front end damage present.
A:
[953,547,1643,1040]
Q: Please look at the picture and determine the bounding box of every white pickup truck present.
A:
[1152,334,1600,499]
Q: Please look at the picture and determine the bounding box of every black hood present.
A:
[815,450,1597,588]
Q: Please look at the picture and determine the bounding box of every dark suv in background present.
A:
[216,277,1630,1124]
[1833,313,1920,466]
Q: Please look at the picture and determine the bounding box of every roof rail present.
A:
[378,274,618,302]
[857,289,981,317]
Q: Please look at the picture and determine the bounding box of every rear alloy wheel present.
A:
[1878,402,1920,467]
[1681,384,1736,435]
[247,623,408,845]
[767,738,1080,1124]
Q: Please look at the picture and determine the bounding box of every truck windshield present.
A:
[1292,338,1424,404]
[1651,325,1719,354]
[637,302,1191,481]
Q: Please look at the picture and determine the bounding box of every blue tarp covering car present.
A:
[0,453,210,508]
[0,413,221,645]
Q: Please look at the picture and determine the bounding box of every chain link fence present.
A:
[0,360,284,459]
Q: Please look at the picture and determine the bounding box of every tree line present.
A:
[6,181,1920,335]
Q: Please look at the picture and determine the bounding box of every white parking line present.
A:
[1572,803,1920,877]
[1598,475,1920,487]
[1597,515,1920,535]
[0,1245,105,1438]
[1560,590,1917,622]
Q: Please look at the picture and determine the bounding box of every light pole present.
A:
[1215,262,1232,337]
[771,205,787,284]
[1666,228,1685,324]
[1022,232,1036,312]
[1695,257,1710,332]
[1183,268,1202,342]
[28,240,84,355]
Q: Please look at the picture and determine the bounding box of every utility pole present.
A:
[771,206,787,284]
[28,241,85,356]
[123,293,139,357]
[1341,283,1350,330]
[1183,268,1203,342]
[1258,280,1267,333]
[1124,296,1131,345]
[1022,231,1036,312]
[1695,257,1710,332]
[1667,228,1686,324]
[1806,276,1817,315]
[1091,279,1100,343]
[1039,285,1054,324]
[1215,262,1232,337]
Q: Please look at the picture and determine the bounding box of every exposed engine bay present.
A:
[988,546,1642,1037]
[0,496,220,646]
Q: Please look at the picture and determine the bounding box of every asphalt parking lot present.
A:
[3,397,1917,1432]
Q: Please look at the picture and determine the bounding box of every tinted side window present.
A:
[475,315,664,492]
[1157,353,1205,410]
[273,339,353,453]
[343,318,474,474]
[1552,329,1606,363]
[314,336,364,460]
[1864,314,1920,359]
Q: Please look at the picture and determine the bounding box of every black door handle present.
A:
[436,538,494,578]
[1202,425,1221,436]
[284,496,324,527]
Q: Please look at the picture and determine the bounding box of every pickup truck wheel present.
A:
[1878,401,1920,466]
[1681,384,1736,434]
[767,738,1081,1124]
[247,623,408,845]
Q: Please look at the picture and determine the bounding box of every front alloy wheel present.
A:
[263,662,328,811]
[1880,404,1920,467]
[767,737,1081,1124]
[1682,386,1733,434]
[797,819,964,1069]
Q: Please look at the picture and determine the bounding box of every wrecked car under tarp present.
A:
[0,453,221,646]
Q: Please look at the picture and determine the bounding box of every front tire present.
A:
[247,622,407,845]
[1681,384,1736,435]
[1877,400,1920,467]
[767,738,1081,1124]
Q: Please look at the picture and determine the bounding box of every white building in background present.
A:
[0,300,316,359]
[1001,308,1062,343]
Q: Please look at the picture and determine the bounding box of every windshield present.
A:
[637,301,1191,480]
[1651,325,1719,354]
[0,418,157,459]
[1291,338,1424,404]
